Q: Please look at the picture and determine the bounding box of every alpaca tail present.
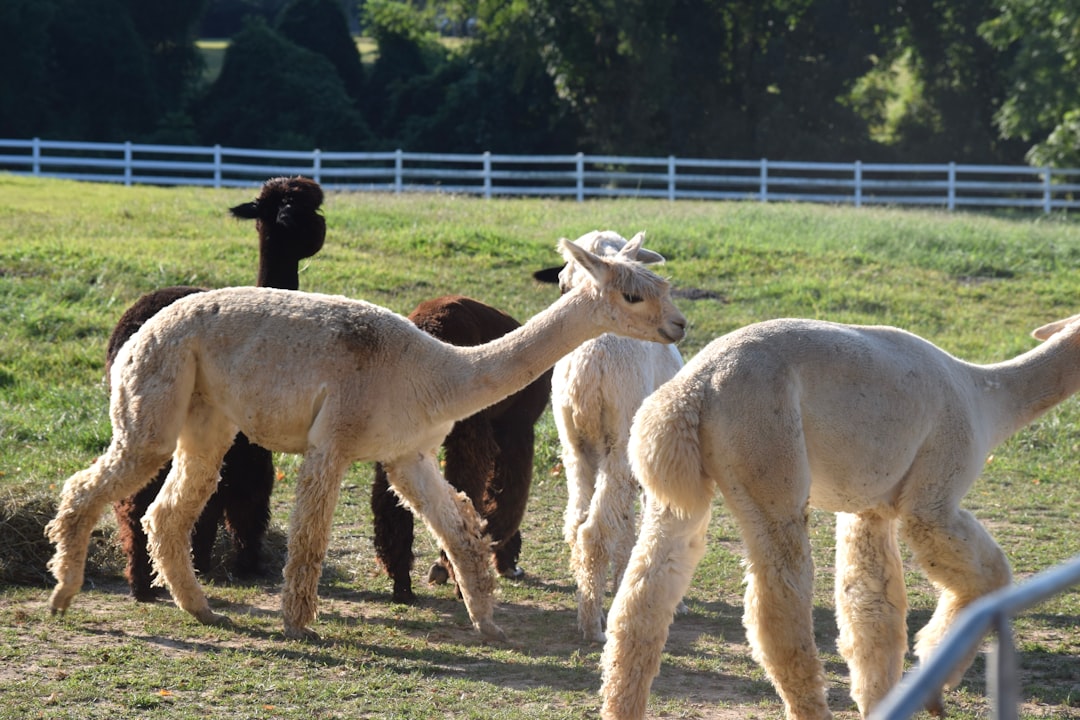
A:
[628,377,711,519]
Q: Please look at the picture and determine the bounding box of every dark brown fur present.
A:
[371,295,552,603]
[108,176,325,600]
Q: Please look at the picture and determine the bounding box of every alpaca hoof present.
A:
[477,619,507,642]
[427,563,450,585]
[583,628,606,644]
[284,624,320,641]
[48,586,75,616]
[675,600,689,615]
[193,608,231,628]
[925,693,946,717]
[499,565,525,580]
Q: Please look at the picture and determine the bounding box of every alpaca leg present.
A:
[113,470,169,601]
[143,406,237,627]
[191,486,224,575]
[387,455,505,641]
[371,461,418,603]
[600,501,711,720]
[281,449,350,639]
[219,434,275,577]
[736,500,831,719]
[573,457,638,643]
[484,425,535,579]
[901,507,1011,687]
[47,444,173,615]
[835,510,908,716]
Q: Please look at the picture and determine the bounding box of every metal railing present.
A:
[2,138,1080,212]
[870,553,1080,720]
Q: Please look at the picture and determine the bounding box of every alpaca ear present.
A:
[1032,313,1080,341]
[533,265,564,284]
[619,231,666,264]
[230,200,261,220]
[559,237,612,285]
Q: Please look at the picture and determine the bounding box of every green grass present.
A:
[2,173,1080,718]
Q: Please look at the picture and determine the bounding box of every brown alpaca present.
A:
[46,234,685,641]
[107,176,325,600]
[371,295,552,603]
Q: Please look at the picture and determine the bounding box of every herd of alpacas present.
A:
[43,175,1080,718]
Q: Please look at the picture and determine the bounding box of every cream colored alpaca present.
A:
[601,314,1080,720]
[552,230,684,643]
[46,237,686,642]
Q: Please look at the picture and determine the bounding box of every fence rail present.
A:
[869,554,1080,720]
[2,138,1080,211]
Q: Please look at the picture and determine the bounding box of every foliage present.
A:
[982,0,1080,167]
[275,0,366,105]
[193,16,372,149]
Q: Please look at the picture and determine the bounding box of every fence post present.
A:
[312,148,321,184]
[854,160,862,208]
[213,144,222,188]
[947,162,956,211]
[668,155,676,201]
[576,152,585,202]
[394,149,403,194]
[124,141,133,186]
[1043,166,1052,214]
[483,151,492,199]
[759,158,768,202]
[32,137,41,175]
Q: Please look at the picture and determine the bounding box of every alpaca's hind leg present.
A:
[734,497,831,719]
[47,445,172,615]
[574,457,638,643]
[901,507,1011,687]
[372,461,417,603]
[485,424,536,579]
[835,510,908,716]
[281,448,350,639]
[600,501,711,720]
[113,469,170,601]
[143,406,237,627]
[388,455,505,641]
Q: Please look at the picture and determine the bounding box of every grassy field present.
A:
[1,173,1079,719]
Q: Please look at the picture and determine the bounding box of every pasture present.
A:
[1,173,1079,718]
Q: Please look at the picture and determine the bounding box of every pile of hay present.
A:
[0,488,123,586]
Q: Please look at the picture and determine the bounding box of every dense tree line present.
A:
[0,0,1076,165]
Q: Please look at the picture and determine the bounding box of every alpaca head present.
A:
[230,176,326,263]
[557,231,686,343]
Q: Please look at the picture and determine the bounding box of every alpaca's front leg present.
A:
[600,501,711,720]
[388,455,505,641]
[281,449,348,639]
[835,510,908,716]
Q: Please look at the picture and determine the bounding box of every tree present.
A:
[194,17,372,149]
[981,0,1080,166]
[276,0,366,105]
[0,0,56,138]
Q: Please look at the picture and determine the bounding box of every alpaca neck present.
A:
[441,290,608,420]
[981,328,1080,445]
[257,244,300,289]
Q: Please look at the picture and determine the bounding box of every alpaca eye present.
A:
[622,292,644,304]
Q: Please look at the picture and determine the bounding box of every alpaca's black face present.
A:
[231,177,327,259]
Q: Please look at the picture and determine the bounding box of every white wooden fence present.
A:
[3,137,1080,212]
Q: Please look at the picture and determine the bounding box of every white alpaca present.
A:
[551,230,683,643]
[45,236,686,642]
[601,314,1080,720]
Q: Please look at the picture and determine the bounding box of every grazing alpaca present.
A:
[371,295,552,603]
[548,230,683,642]
[46,235,686,642]
[600,314,1080,720]
[106,176,325,600]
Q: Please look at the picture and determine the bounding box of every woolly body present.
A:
[46,236,686,642]
[601,315,1080,719]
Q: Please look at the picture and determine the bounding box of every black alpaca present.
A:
[107,176,326,600]
[371,295,552,603]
